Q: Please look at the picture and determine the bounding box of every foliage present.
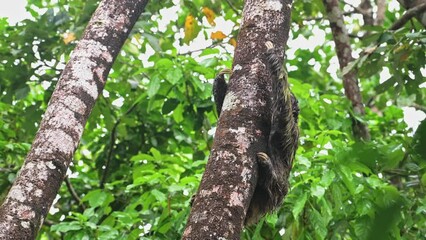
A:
[0,0,425,239]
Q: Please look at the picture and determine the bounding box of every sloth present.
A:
[212,41,299,225]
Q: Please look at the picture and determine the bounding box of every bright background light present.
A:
[0,0,423,132]
[0,0,31,25]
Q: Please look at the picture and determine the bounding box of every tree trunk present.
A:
[360,0,374,25]
[182,0,293,238]
[375,0,386,25]
[0,0,148,238]
[323,0,370,141]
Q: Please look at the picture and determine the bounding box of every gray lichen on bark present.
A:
[183,0,294,238]
[0,0,149,238]
[323,0,370,141]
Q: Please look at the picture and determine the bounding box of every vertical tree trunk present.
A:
[0,0,148,238]
[360,0,374,25]
[375,0,386,25]
[182,0,293,238]
[323,0,370,141]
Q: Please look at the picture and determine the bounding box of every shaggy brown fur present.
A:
[212,41,299,225]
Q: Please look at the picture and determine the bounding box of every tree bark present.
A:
[375,0,386,25]
[182,0,293,238]
[397,0,426,28]
[360,0,374,25]
[0,0,148,238]
[390,2,426,30]
[323,0,370,141]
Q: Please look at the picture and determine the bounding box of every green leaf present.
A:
[356,198,373,216]
[156,58,174,68]
[422,173,426,186]
[413,119,426,159]
[82,190,114,208]
[367,200,403,240]
[199,58,217,68]
[150,147,162,160]
[173,104,184,122]
[310,208,327,240]
[311,185,325,198]
[338,165,355,194]
[83,207,95,218]
[143,33,161,52]
[375,77,396,94]
[200,48,220,56]
[151,189,166,202]
[15,87,30,100]
[354,216,371,239]
[165,68,183,84]
[319,170,335,188]
[381,144,404,170]
[147,75,161,97]
[162,98,180,114]
[378,32,395,44]
[292,193,308,219]
[51,222,82,232]
[297,155,311,168]
[123,42,140,55]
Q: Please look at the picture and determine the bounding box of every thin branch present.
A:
[178,42,224,55]
[0,168,13,173]
[348,33,364,39]
[360,4,426,53]
[223,0,239,15]
[397,0,426,27]
[390,3,426,30]
[64,177,86,211]
[43,219,55,227]
[303,11,356,22]
[411,103,426,113]
[342,0,370,16]
[99,117,119,189]
[99,101,140,189]
[342,0,358,11]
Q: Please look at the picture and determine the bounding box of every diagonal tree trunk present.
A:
[0,0,148,238]
[182,0,293,238]
[323,0,370,141]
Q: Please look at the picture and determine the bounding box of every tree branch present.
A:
[411,103,426,113]
[223,0,239,15]
[177,42,224,55]
[100,100,140,189]
[342,0,369,16]
[303,11,355,22]
[64,177,86,211]
[397,0,426,27]
[390,3,426,30]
